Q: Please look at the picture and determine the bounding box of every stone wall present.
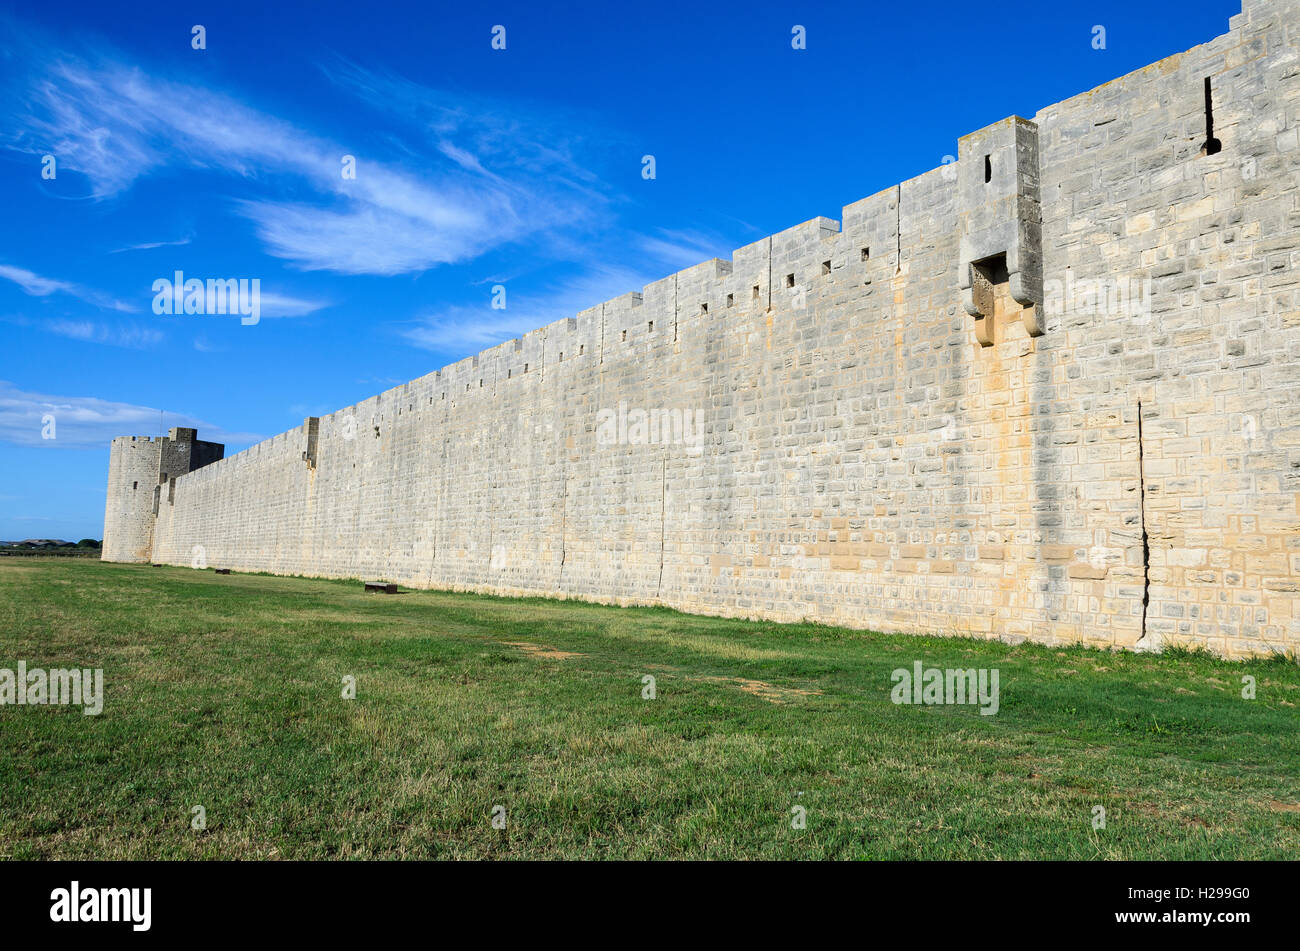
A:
[103,436,163,563]
[102,429,224,563]
[125,0,1300,657]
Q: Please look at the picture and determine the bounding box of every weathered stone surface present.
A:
[104,0,1300,658]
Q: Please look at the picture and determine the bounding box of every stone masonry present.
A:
[106,0,1300,657]
[102,428,224,563]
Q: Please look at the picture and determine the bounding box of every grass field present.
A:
[1,558,1297,860]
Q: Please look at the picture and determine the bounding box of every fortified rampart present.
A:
[102,428,224,562]
[107,0,1300,657]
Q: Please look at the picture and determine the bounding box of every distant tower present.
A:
[102,427,224,563]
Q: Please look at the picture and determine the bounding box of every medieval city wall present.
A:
[136,0,1300,657]
[103,429,225,562]
[103,436,164,563]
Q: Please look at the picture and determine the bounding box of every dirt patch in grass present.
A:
[644,662,824,704]
[502,641,584,660]
[1266,800,1300,813]
[695,675,822,704]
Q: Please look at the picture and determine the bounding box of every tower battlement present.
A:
[102,428,224,563]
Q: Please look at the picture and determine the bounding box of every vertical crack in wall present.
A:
[673,274,678,343]
[895,185,902,275]
[766,239,772,312]
[1137,400,1151,646]
[558,460,567,586]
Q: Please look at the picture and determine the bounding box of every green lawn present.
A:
[1,558,1297,859]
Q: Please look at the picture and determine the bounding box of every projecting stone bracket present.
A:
[957,116,1044,346]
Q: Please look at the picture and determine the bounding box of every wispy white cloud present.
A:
[256,292,331,318]
[236,196,509,276]
[47,319,163,349]
[2,19,746,367]
[0,263,134,312]
[148,289,327,321]
[3,36,618,277]
[109,236,193,253]
[0,264,68,297]
[325,59,610,193]
[635,229,735,270]
[287,402,338,419]
[0,380,263,450]
[401,309,548,353]
[355,376,405,389]
[400,264,650,354]
[398,227,741,356]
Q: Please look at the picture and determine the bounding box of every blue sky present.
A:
[0,0,1236,541]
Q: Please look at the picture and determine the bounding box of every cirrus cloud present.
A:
[3,32,618,277]
[0,380,263,451]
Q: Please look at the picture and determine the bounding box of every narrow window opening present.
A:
[507,369,512,379]
[822,260,831,276]
[558,351,564,362]
[700,302,708,314]
[133,481,138,491]
[984,154,992,183]
[647,320,654,333]
[726,293,734,307]
[1201,76,1222,155]
[621,329,627,342]
[861,247,870,261]
[752,284,760,300]
[579,344,584,355]
[785,273,795,288]
[524,363,528,373]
